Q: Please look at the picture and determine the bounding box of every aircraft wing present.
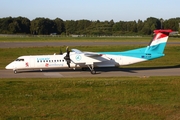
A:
[72,49,102,57]
[71,49,83,54]
[84,52,103,57]
[71,49,111,66]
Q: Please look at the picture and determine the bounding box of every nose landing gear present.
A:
[13,69,17,74]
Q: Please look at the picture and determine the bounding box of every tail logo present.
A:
[153,33,167,41]
[146,29,172,54]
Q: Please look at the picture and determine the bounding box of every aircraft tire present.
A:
[91,70,96,74]
[14,70,17,74]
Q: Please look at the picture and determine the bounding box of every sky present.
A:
[0,0,179,22]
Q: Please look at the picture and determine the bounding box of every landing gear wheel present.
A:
[91,70,96,74]
[87,64,96,74]
[13,70,17,74]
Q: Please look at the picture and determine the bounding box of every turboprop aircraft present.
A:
[6,29,172,74]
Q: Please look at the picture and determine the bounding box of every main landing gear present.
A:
[87,64,96,74]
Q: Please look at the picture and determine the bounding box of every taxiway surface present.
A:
[1,67,180,78]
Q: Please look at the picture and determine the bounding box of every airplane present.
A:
[5,29,172,74]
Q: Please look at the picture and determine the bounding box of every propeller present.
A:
[64,46,71,68]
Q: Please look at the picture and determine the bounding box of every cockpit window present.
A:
[15,59,24,61]
[20,59,24,61]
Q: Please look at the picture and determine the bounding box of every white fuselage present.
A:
[6,54,75,70]
[5,52,146,71]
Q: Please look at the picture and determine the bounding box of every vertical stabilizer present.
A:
[145,29,172,54]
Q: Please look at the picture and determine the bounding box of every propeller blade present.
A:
[66,46,69,52]
[64,46,71,68]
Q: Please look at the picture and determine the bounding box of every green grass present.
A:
[0,36,180,42]
[0,36,147,42]
[0,77,180,119]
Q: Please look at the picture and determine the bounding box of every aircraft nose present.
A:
[5,64,10,69]
[5,63,13,69]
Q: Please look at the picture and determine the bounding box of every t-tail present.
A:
[145,29,172,54]
[101,29,173,65]
[99,29,173,61]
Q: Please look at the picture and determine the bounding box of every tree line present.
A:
[0,16,180,35]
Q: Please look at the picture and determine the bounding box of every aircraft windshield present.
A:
[15,58,24,61]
